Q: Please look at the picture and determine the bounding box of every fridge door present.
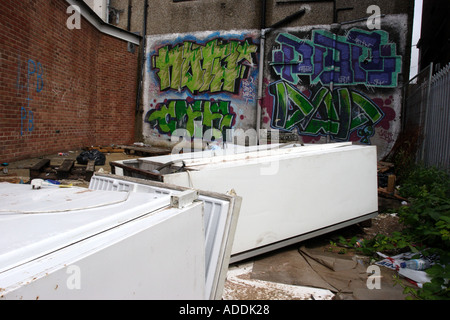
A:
[89,174,241,300]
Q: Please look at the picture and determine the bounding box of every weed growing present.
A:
[340,164,450,299]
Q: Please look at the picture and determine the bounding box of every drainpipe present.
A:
[135,0,148,113]
[257,4,306,145]
[256,0,267,145]
[106,0,110,23]
[143,0,148,38]
[127,0,132,31]
[420,62,434,162]
[328,22,341,143]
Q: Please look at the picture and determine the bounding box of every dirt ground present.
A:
[1,149,410,300]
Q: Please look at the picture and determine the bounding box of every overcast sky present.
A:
[410,0,423,79]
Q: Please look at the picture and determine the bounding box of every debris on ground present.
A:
[29,158,96,182]
[223,211,416,300]
[118,144,173,157]
[375,251,437,288]
[76,149,106,166]
[3,152,419,300]
[0,149,142,188]
[377,161,407,201]
[86,145,125,153]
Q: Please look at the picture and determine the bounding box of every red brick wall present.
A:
[0,0,138,163]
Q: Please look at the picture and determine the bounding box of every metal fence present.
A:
[402,62,450,171]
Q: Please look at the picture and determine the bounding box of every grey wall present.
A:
[107,0,414,159]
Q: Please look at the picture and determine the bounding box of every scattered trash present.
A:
[375,251,437,287]
[377,161,408,201]
[76,150,106,166]
[31,179,73,189]
[355,238,365,248]
[1,163,8,174]
[30,158,95,182]
[134,142,145,147]
[46,179,61,185]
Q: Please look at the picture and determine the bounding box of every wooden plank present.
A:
[378,187,407,201]
[110,161,163,182]
[56,159,75,179]
[387,174,396,193]
[29,159,51,179]
[118,145,172,156]
[87,146,125,153]
[378,161,394,168]
[85,160,96,182]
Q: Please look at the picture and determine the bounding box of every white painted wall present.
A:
[83,0,108,22]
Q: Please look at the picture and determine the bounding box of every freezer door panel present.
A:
[89,174,241,300]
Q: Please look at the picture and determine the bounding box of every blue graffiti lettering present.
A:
[271,28,401,87]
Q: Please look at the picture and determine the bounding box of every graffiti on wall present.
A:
[268,28,401,144]
[269,81,384,143]
[17,54,44,136]
[146,32,259,139]
[271,29,401,87]
[145,98,236,137]
[152,38,258,94]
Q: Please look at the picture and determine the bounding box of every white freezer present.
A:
[110,142,379,262]
[0,180,240,300]
[88,174,241,300]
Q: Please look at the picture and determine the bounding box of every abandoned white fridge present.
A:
[0,181,240,300]
[110,142,379,262]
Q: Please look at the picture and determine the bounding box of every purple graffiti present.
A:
[271,28,401,87]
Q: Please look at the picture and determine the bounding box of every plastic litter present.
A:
[400,259,432,271]
[375,251,437,287]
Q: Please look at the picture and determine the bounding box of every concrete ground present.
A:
[1,149,413,300]
[222,216,413,300]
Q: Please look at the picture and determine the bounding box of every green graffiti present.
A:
[152,38,258,93]
[269,81,384,143]
[146,99,236,137]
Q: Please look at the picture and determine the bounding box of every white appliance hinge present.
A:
[170,190,199,208]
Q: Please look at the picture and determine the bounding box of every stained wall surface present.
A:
[142,11,411,159]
